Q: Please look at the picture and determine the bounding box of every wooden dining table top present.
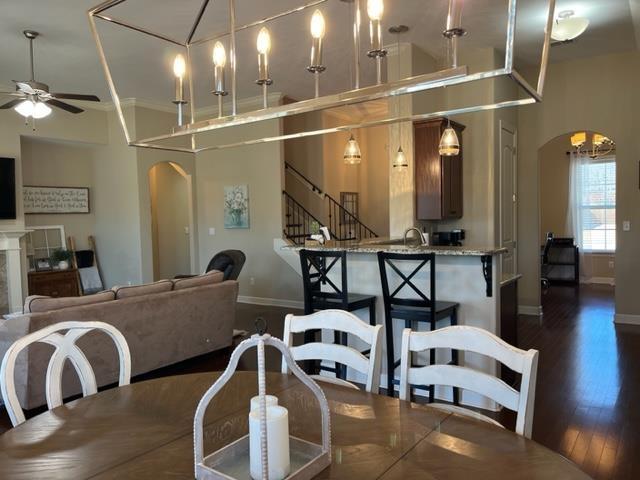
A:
[0,371,590,480]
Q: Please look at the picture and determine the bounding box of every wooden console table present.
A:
[28,269,80,297]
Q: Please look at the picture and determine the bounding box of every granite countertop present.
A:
[282,240,507,257]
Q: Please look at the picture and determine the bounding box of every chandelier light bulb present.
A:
[173,54,186,78]
[213,42,226,68]
[439,123,460,156]
[257,27,272,55]
[367,0,384,21]
[14,99,35,118]
[343,134,362,165]
[32,101,52,119]
[311,10,326,39]
[570,131,586,148]
[551,10,589,41]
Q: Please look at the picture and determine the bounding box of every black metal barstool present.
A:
[377,251,459,403]
[299,249,377,378]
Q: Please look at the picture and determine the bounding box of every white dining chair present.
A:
[281,310,384,393]
[399,325,539,438]
[0,321,131,427]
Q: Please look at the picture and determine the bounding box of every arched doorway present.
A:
[149,162,192,281]
[538,131,616,290]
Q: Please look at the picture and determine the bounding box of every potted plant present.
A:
[51,248,73,270]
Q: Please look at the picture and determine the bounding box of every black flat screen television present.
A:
[0,158,17,220]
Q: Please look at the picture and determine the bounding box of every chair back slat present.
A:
[285,309,378,344]
[407,364,520,411]
[0,321,131,427]
[399,326,539,438]
[290,343,370,377]
[282,310,383,393]
[406,325,531,373]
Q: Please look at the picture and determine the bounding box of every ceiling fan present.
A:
[0,30,100,120]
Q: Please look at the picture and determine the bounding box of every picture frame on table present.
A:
[35,258,53,272]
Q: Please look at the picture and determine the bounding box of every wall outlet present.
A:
[184,226,190,235]
[609,261,615,269]
[208,227,216,236]
[623,221,631,232]
[249,277,255,286]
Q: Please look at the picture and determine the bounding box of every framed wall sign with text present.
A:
[23,186,90,214]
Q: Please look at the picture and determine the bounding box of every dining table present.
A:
[0,371,590,479]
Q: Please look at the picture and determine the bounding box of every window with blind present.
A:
[580,158,616,252]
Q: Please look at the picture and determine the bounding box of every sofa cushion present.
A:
[172,270,224,290]
[25,291,116,314]
[112,280,173,300]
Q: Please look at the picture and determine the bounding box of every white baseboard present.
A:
[614,314,640,325]
[582,277,615,286]
[237,295,304,310]
[518,305,543,316]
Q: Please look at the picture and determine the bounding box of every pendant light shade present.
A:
[343,134,362,165]
[439,124,460,156]
[393,146,408,170]
[551,10,589,42]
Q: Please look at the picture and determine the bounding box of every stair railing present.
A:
[284,162,378,242]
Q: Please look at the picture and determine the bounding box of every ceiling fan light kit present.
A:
[0,30,101,124]
[87,0,556,153]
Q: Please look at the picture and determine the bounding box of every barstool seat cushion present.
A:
[311,293,377,311]
[389,301,459,321]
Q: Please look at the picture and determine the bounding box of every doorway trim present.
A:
[499,120,518,276]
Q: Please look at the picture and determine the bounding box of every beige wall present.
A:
[134,107,197,282]
[321,121,390,237]
[539,134,615,281]
[196,120,303,301]
[21,138,97,251]
[283,110,390,238]
[517,52,639,316]
[149,162,191,280]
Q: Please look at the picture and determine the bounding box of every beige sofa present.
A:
[0,270,238,410]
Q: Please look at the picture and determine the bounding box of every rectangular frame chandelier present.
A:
[88,0,556,153]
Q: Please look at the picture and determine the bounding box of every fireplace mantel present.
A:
[0,229,32,314]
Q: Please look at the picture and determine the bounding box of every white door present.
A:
[500,122,518,276]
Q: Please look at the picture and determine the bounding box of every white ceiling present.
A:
[0,0,637,107]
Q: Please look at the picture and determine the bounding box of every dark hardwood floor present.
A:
[516,284,639,480]
[2,286,638,479]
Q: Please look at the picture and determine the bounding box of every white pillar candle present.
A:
[250,395,278,412]
[249,405,290,480]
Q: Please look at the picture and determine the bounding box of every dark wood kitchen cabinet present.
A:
[414,118,465,220]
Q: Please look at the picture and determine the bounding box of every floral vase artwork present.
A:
[224,185,250,229]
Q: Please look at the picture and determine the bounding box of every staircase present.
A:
[283,162,378,245]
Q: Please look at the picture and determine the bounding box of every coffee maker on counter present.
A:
[431,229,466,246]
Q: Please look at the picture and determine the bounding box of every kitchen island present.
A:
[280,239,507,410]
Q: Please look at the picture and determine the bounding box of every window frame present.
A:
[578,156,616,254]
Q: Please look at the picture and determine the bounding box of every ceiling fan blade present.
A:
[47,99,84,114]
[52,93,100,102]
[0,99,23,109]
[13,81,36,95]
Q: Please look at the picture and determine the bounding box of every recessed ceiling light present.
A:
[551,10,589,41]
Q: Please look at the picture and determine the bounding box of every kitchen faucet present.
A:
[403,227,429,246]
